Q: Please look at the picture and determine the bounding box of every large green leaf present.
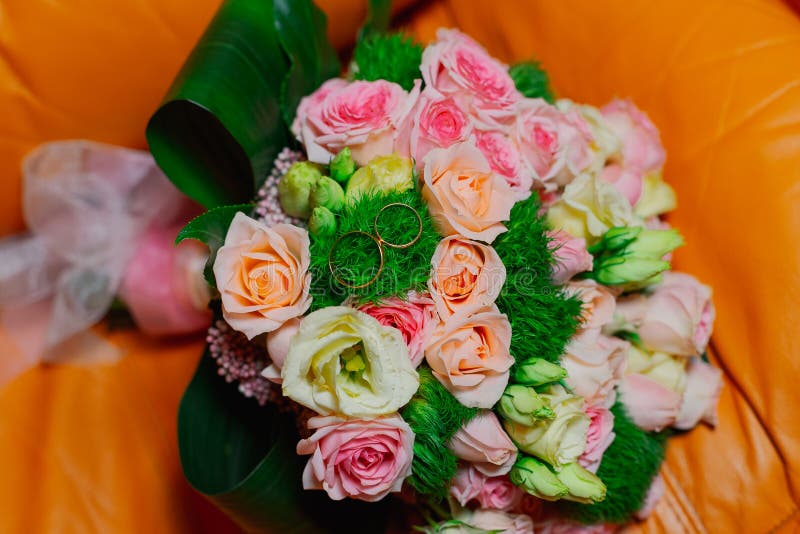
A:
[146,0,340,209]
[179,352,391,533]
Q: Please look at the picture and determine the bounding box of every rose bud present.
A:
[509,455,568,501]
[556,462,607,504]
[310,176,345,212]
[278,161,324,218]
[512,358,567,387]
[498,385,555,426]
[329,147,356,183]
[309,206,337,238]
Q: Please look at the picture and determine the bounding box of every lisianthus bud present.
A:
[509,456,568,501]
[346,154,414,201]
[309,206,337,237]
[330,147,356,183]
[591,226,683,289]
[498,385,555,426]
[278,161,324,218]
[556,462,607,504]
[310,176,345,212]
[513,358,567,386]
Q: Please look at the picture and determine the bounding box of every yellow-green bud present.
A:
[330,147,356,183]
[345,154,414,201]
[309,206,337,237]
[498,384,555,426]
[556,462,607,504]
[513,358,568,386]
[278,161,324,218]
[509,456,568,501]
[311,176,345,212]
[591,226,683,289]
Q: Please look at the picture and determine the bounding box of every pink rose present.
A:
[565,279,616,332]
[213,213,311,339]
[578,404,615,473]
[421,29,520,126]
[616,272,715,357]
[673,358,723,430]
[599,163,643,206]
[297,415,414,502]
[601,99,665,174]
[291,78,420,166]
[548,230,594,284]
[410,87,473,165]
[635,474,665,520]
[468,509,534,534]
[475,130,531,196]
[421,141,517,243]
[426,307,514,408]
[448,411,518,476]
[561,333,628,407]
[450,464,485,506]
[618,373,682,431]
[478,475,524,511]
[356,291,435,367]
[261,317,302,384]
[428,236,506,318]
[512,99,593,188]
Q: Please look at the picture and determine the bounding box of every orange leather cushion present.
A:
[1,0,799,532]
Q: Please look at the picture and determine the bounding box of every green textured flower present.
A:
[329,147,356,183]
[498,384,555,426]
[509,455,568,501]
[345,154,414,201]
[309,206,336,237]
[278,161,324,218]
[311,176,345,212]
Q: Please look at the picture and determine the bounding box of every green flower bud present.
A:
[498,384,555,426]
[626,228,684,258]
[513,358,568,386]
[345,154,414,201]
[590,226,683,289]
[595,256,670,286]
[589,226,641,255]
[278,161,324,218]
[509,456,568,501]
[329,147,356,183]
[310,176,345,212]
[556,462,607,504]
[309,206,337,237]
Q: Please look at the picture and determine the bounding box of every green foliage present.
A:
[493,197,583,364]
[353,33,423,91]
[557,402,667,524]
[308,189,439,310]
[175,204,253,287]
[509,61,555,103]
[402,367,479,497]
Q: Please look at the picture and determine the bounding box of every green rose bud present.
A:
[556,462,607,504]
[498,384,555,426]
[310,176,345,213]
[309,206,337,237]
[513,358,568,386]
[509,455,568,501]
[278,161,324,218]
[345,154,414,201]
[590,226,683,289]
[329,147,356,183]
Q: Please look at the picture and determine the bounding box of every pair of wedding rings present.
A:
[328,202,423,289]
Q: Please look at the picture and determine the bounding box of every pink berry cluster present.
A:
[254,147,306,227]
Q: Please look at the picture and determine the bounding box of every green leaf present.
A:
[176,204,253,287]
[509,61,555,103]
[147,0,339,209]
[178,352,391,533]
[358,0,392,42]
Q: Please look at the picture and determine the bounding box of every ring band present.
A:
[374,202,423,249]
[328,230,385,289]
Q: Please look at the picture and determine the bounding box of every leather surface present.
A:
[1,0,799,532]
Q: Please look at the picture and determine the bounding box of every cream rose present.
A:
[503,384,590,468]
[213,212,311,339]
[281,306,419,417]
[425,307,514,408]
[422,141,517,243]
[429,236,506,318]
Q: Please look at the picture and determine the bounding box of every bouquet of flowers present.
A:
[150,1,723,532]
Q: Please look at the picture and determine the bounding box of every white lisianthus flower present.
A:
[280,306,419,417]
[503,384,590,468]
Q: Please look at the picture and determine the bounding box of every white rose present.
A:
[280,306,419,417]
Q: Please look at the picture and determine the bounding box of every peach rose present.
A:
[619,373,682,431]
[547,230,594,284]
[426,307,514,408]
[422,141,516,243]
[615,272,715,356]
[512,99,593,188]
[578,404,615,473]
[565,279,616,333]
[561,332,628,407]
[297,415,414,502]
[291,78,420,166]
[475,130,531,197]
[428,236,506,318]
[421,28,520,126]
[673,358,723,430]
[448,411,518,476]
[410,87,473,165]
[601,99,665,174]
[213,213,311,339]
